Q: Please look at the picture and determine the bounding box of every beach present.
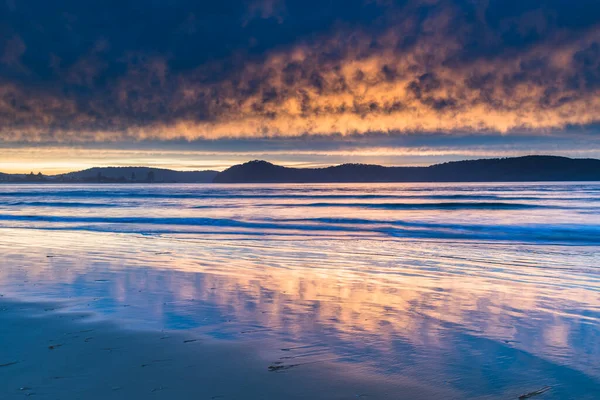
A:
[0,299,455,400]
[0,183,599,399]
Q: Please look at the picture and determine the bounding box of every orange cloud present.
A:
[1,1,600,142]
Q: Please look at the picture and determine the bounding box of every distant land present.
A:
[216,156,600,183]
[1,156,600,183]
[0,167,218,183]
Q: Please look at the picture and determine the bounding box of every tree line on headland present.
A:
[2,156,600,184]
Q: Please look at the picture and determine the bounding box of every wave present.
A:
[2,201,119,208]
[0,214,598,244]
[292,202,553,210]
[0,214,359,233]
[279,217,600,244]
[0,190,594,203]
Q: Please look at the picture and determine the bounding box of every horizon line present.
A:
[1,154,596,176]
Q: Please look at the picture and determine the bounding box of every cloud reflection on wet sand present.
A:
[0,228,598,392]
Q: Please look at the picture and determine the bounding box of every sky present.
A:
[1,0,600,173]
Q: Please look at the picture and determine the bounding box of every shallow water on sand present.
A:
[0,183,599,398]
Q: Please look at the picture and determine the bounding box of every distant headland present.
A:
[2,156,600,183]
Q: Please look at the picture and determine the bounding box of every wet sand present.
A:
[0,298,455,400]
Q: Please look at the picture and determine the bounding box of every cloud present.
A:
[1,0,600,143]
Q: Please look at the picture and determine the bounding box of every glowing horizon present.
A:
[2,145,600,175]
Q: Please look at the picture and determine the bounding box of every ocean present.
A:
[0,182,598,398]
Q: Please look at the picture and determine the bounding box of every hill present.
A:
[59,167,218,183]
[213,156,600,183]
[0,167,218,183]
[2,156,600,184]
